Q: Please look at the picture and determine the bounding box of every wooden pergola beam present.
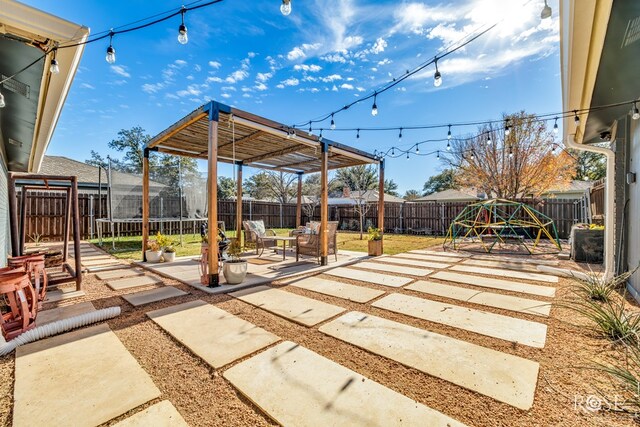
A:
[296,172,303,227]
[378,159,385,253]
[243,144,308,164]
[142,149,150,260]
[219,130,264,149]
[320,142,329,266]
[147,108,207,148]
[236,163,243,246]
[207,116,220,287]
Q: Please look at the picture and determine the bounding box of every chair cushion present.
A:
[248,220,266,236]
[309,221,320,234]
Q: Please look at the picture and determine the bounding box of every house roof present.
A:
[38,156,165,189]
[544,180,593,194]
[416,188,481,202]
[0,1,89,172]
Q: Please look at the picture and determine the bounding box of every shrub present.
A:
[367,227,382,241]
[147,240,161,252]
[571,269,636,302]
[594,343,640,417]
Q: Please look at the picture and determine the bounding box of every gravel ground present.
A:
[0,249,638,427]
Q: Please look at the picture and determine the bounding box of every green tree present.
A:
[574,151,606,181]
[334,165,378,192]
[85,150,126,171]
[422,169,458,196]
[403,189,421,201]
[106,126,152,174]
[384,179,399,196]
[217,177,237,199]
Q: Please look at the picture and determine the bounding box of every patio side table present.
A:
[273,236,297,261]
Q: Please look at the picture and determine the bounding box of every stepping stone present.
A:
[14,324,160,427]
[85,264,127,273]
[36,301,96,326]
[81,254,112,261]
[372,293,547,348]
[471,254,559,265]
[82,258,121,267]
[462,259,545,273]
[352,261,433,277]
[230,285,345,326]
[319,312,539,410]
[224,341,466,427]
[396,252,464,263]
[450,265,558,283]
[411,249,471,258]
[324,267,413,288]
[433,271,556,297]
[148,300,279,369]
[376,256,450,270]
[107,275,162,291]
[96,268,145,281]
[407,281,551,317]
[44,289,85,303]
[114,400,188,427]
[123,286,187,306]
[285,276,384,303]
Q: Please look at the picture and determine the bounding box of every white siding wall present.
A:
[0,159,9,267]
[628,119,640,295]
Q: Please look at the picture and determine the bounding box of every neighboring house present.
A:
[560,0,640,296]
[540,180,593,200]
[0,2,88,265]
[415,188,482,203]
[327,189,404,205]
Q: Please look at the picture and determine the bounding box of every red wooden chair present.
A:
[8,253,48,304]
[0,272,38,340]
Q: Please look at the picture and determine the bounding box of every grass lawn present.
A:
[91,230,445,260]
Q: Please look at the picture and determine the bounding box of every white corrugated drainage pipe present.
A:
[564,134,615,279]
[0,306,121,357]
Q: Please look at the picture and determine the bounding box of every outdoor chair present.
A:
[8,253,48,306]
[296,221,338,263]
[242,220,277,256]
[0,271,38,340]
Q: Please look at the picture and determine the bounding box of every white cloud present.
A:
[256,72,273,82]
[294,64,323,72]
[340,83,354,90]
[276,84,285,89]
[110,65,130,78]
[370,67,378,72]
[331,85,338,92]
[320,74,342,82]
[176,84,201,97]
[221,93,232,99]
[247,52,257,58]
[371,37,387,54]
[142,82,164,94]
[208,61,222,69]
[173,59,187,67]
[321,53,347,63]
[377,58,392,66]
[194,64,202,72]
[254,82,268,91]
[80,83,94,89]
[222,86,237,91]
[207,76,224,83]
[287,47,306,61]
[226,69,249,84]
[280,77,299,86]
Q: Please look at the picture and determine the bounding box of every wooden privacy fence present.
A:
[18,191,587,241]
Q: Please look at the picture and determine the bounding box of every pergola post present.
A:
[207,111,220,287]
[71,177,82,291]
[320,142,329,266]
[296,172,303,227]
[378,159,385,253]
[142,148,150,261]
[236,162,243,247]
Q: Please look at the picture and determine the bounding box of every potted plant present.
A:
[145,240,163,263]
[222,238,247,285]
[163,245,176,262]
[367,227,383,256]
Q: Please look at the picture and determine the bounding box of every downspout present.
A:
[564,134,615,279]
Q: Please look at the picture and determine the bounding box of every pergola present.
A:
[143,100,383,287]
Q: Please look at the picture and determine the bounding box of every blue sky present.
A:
[30,0,561,194]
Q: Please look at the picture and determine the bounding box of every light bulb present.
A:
[406,152,409,160]
[178,24,188,44]
[319,129,323,141]
[447,125,452,140]
[553,118,559,134]
[0,91,5,108]
[308,126,313,136]
[509,146,514,158]
[574,111,580,126]
[356,129,360,139]
[415,145,419,154]
[446,141,451,151]
[330,115,335,130]
[371,103,378,116]
[487,135,492,145]
[632,103,640,120]
[50,59,60,74]
[434,70,442,87]
[398,128,402,143]
[471,152,475,160]
[391,147,395,156]
[436,150,440,159]
[280,0,292,16]
[106,45,116,64]
[541,0,552,19]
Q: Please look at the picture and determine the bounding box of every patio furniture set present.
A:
[243,220,339,264]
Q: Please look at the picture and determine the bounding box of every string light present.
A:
[486,134,492,145]
[406,152,410,160]
[574,110,580,126]
[0,91,5,108]
[371,93,378,116]
[508,145,514,158]
[470,150,475,160]
[447,124,452,140]
[49,48,60,74]
[541,0,552,19]
[446,140,451,151]
[356,128,360,139]
[433,58,442,87]
[308,125,312,136]
[415,144,419,154]
[436,150,440,159]
[398,128,403,143]
[280,0,292,16]
[318,129,323,141]
[504,119,511,136]
[105,31,116,64]
[178,7,188,45]
[632,102,640,120]
[391,147,395,156]
[330,114,336,130]
[553,117,559,134]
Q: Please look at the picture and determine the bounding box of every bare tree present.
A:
[336,165,378,239]
[447,112,576,199]
[245,171,297,204]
